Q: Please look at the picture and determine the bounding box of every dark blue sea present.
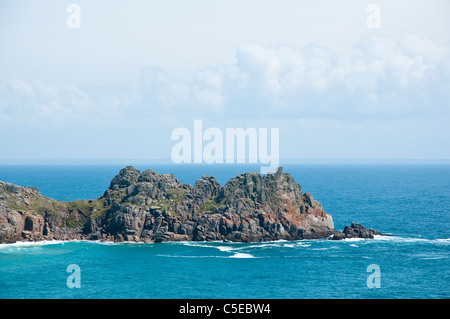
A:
[0,164,449,299]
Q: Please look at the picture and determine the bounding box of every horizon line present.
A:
[0,158,450,165]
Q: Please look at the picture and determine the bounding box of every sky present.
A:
[0,0,449,164]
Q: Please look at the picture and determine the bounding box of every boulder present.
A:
[330,222,389,240]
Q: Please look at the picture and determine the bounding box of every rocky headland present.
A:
[0,166,387,244]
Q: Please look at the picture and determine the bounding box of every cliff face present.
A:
[0,167,384,243]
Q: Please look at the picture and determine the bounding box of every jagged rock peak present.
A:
[109,166,141,189]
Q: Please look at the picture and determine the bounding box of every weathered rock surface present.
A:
[329,222,385,240]
[0,167,388,243]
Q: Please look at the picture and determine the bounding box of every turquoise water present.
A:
[0,164,449,298]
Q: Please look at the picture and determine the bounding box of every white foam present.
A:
[340,237,370,242]
[229,252,255,258]
[0,240,68,250]
[176,241,225,248]
[435,238,450,244]
[157,254,224,258]
[215,246,236,252]
[372,235,450,245]
[296,242,311,247]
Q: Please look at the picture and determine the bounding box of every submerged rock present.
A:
[0,167,388,243]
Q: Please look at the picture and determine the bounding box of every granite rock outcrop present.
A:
[0,167,388,243]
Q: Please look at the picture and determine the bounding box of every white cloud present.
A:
[1,80,93,124]
[137,66,227,112]
[159,83,191,108]
[1,32,449,126]
[227,32,450,119]
[119,32,449,121]
[9,79,34,98]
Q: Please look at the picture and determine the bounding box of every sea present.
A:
[0,164,449,299]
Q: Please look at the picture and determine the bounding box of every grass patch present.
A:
[65,198,110,219]
[166,188,189,203]
[198,195,226,214]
